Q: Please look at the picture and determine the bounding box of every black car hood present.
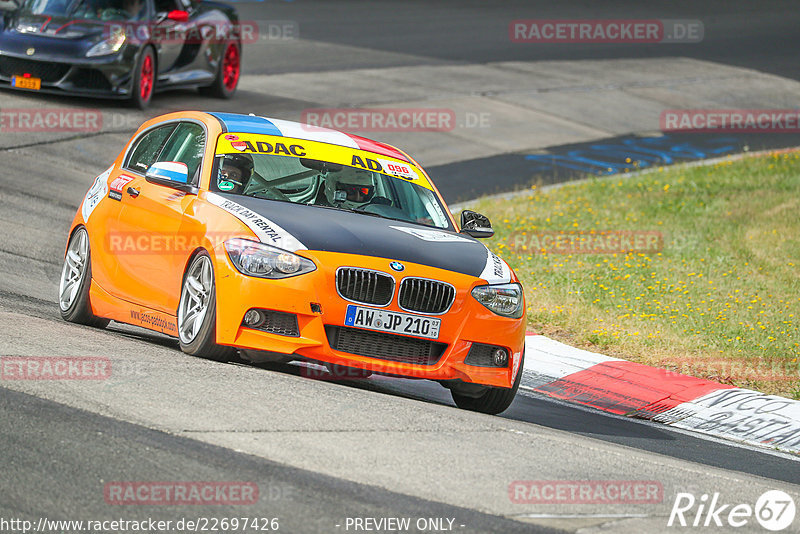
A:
[6,14,106,39]
[211,193,497,279]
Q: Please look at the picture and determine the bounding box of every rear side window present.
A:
[157,123,206,181]
[125,124,176,173]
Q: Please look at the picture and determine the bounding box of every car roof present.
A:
[208,112,410,163]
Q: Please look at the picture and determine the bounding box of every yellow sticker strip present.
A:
[216,133,434,191]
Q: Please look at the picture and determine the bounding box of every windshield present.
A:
[22,0,147,20]
[214,134,453,230]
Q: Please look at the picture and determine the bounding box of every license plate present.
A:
[12,76,41,90]
[345,304,441,340]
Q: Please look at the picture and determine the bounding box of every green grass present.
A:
[468,151,800,398]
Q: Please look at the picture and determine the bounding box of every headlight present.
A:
[86,30,126,57]
[224,238,316,279]
[471,283,524,318]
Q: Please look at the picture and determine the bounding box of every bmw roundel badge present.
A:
[390,261,404,272]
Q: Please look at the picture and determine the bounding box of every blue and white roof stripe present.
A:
[209,113,283,137]
[265,117,360,149]
[210,112,358,148]
[208,112,408,161]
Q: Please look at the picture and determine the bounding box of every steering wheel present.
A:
[355,195,393,212]
[358,201,409,220]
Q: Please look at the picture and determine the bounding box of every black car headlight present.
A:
[86,31,126,57]
[224,238,316,279]
[471,283,524,318]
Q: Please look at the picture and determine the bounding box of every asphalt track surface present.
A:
[1,1,800,532]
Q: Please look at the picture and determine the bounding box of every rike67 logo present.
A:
[668,490,796,531]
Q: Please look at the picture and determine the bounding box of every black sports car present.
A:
[0,0,242,108]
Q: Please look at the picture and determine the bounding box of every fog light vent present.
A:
[241,309,299,337]
[464,343,510,368]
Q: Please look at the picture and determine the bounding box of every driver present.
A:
[324,169,375,209]
[122,0,144,19]
[217,153,254,194]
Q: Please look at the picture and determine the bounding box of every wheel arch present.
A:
[65,223,87,258]
[180,246,214,292]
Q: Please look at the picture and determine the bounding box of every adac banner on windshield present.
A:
[215,133,434,191]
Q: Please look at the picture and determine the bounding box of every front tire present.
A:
[130,46,155,109]
[451,349,525,415]
[199,41,240,99]
[58,227,109,328]
[177,253,234,362]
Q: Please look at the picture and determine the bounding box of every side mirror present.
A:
[167,9,189,22]
[459,209,494,239]
[146,161,196,192]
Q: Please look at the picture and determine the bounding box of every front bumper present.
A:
[0,49,137,98]
[213,249,526,389]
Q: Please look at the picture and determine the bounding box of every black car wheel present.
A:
[200,41,241,98]
[451,349,524,415]
[130,47,155,109]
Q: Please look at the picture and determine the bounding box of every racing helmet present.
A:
[218,153,254,192]
[324,169,376,207]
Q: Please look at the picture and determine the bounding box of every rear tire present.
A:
[177,253,234,362]
[130,46,155,109]
[451,349,524,415]
[58,227,109,328]
[199,41,240,98]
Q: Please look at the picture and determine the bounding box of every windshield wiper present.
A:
[352,206,393,218]
[309,204,388,219]
[250,193,294,203]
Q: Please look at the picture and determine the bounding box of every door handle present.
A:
[126,187,140,198]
